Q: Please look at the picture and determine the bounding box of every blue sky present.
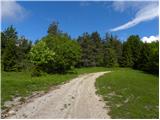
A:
[1,1,159,43]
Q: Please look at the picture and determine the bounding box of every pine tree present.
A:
[15,36,32,71]
[77,33,93,67]
[1,32,6,57]
[2,26,18,71]
[104,48,118,67]
[103,33,121,67]
[47,21,59,36]
[138,41,159,74]
[121,42,133,67]
[137,43,150,71]
[90,32,103,66]
[121,35,142,67]
[127,35,142,68]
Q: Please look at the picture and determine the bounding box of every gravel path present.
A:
[8,71,111,119]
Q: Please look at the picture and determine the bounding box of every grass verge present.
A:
[95,68,159,118]
[1,67,109,108]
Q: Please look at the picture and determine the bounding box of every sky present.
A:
[1,1,159,43]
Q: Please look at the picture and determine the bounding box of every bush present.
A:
[31,66,43,77]
[29,40,55,65]
[29,34,81,73]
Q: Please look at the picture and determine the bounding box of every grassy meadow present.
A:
[95,68,159,118]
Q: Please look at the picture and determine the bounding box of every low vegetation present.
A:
[1,67,108,108]
[96,68,159,118]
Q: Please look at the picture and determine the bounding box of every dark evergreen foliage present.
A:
[77,33,93,67]
[103,33,122,67]
[1,26,32,71]
[47,21,59,36]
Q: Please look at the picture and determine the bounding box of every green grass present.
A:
[95,68,159,118]
[73,67,112,74]
[1,67,109,108]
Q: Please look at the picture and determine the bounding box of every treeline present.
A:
[77,32,159,74]
[1,26,32,71]
[1,21,159,75]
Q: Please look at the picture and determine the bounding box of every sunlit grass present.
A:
[95,68,159,118]
[1,67,109,108]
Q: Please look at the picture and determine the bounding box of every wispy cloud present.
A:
[112,1,130,12]
[112,1,148,12]
[141,35,159,43]
[110,2,159,32]
[1,1,28,21]
[79,2,90,7]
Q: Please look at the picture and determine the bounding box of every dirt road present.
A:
[8,71,111,119]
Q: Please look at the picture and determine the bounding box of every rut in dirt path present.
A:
[7,71,111,119]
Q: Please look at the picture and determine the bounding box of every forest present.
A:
[1,21,159,75]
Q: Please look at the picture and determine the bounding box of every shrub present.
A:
[31,66,43,77]
[29,34,81,73]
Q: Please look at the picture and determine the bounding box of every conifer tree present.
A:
[2,26,18,71]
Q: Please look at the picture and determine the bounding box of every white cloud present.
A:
[112,1,149,12]
[1,1,27,21]
[110,2,159,32]
[80,2,90,7]
[141,35,159,43]
[112,1,135,12]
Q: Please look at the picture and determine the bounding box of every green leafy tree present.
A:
[44,35,81,73]
[29,40,55,66]
[30,34,81,73]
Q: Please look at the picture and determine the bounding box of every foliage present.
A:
[1,26,32,71]
[127,35,143,68]
[31,66,43,77]
[120,35,158,74]
[90,32,104,66]
[43,35,82,73]
[3,38,17,71]
[47,21,59,35]
[29,40,55,65]
[121,42,133,67]
[147,41,159,74]
[1,24,159,74]
[2,26,18,71]
[104,48,118,67]
[103,33,122,67]
[138,41,159,74]
[121,35,142,67]
[30,34,81,73]
[77,32,158,74]
[15,36,32,71]
[77,33,93,67]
